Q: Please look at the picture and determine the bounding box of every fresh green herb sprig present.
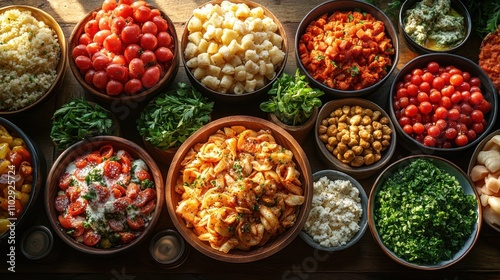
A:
[137,82,214,150]
[374,158,477,265]
[50,98,115,150]
[260,69,324,126]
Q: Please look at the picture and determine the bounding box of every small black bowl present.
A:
[399,0,471,54]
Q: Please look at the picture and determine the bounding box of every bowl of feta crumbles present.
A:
[299,169,368,251]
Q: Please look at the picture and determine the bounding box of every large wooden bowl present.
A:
[165,116,313,262]
[67,5,179,105]
[0,5,66,115]
[44,136,164,256]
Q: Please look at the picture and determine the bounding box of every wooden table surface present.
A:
[1,0,500,279]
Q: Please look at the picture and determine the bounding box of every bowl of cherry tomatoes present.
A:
[44,136,164,256]
[68,0,179,105]
[389,53,498,155]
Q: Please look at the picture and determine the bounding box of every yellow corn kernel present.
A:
[21,184,31,194]
[9,138,24,149]
[20,193,29,207]
[0,125,12,145]
[0,159,12,174]
[0,143,11,159]
[0,219,10,234]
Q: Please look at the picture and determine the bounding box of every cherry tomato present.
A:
[152,15,168,32]
[72,44,89,58]
[140,33,158,51]
[93,29,112,45]
[68,200,87,216]
[129,58,145,79]
[126,215,145,230]
[141,65,160,88]
[83,230,101,247]
[133,5,151,23]
[85,68,96,84]
[102,0,117,12]
[449,74,464,87]
[124,44,142,63]
[124,79,143,95]
[114,3,134,18]
[427,61,440,73]
[121,24,141,44]
[84,19,99,38]
[120,232,136,244]
[75,56,93,72]
[413,122,425,134]
[455,134,468,147]
[106,80,124,95]
[155,46,174,62]
[93,70,108,90]
[157,31,172,47]
[471,110,484,123]
[106,63,128,82]
[141,20,158,35]
[470,92,484,105]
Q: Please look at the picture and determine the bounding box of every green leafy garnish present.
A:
[50,98,115,150]
[374,159,477,265]
[260,69,324,126]
[137,82,214,150]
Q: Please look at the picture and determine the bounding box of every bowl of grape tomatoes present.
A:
[68,0,179,105]
[44,136,164,256]
[389,53,498,155]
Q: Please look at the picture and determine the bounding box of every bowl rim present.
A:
[294,0,400,97]
[389,53,499,154]
[180,0,288,101]
[44,135,164,256]
[67,5,179,103]
[399,0,472,54]
[299,169,368,251]
[368,154,482,270]
[165,115,313,263]
[0,117,45,240]
[467,128,500,232]
[0,5,67,115]
[314,97,397,179]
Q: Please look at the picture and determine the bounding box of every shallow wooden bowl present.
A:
[165,116,313,263]
[67,5,179,105]
[0,5,66,115]
[181,0,288,103]
[44,136,164,256]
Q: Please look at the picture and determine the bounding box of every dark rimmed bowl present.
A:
[368,155,482,270]
[399,0,471,54]
[295,0,399,98]
[389,53,498,155]
[315,98,397,180]
[181,0,288,103]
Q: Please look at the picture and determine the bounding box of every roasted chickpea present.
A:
[351,156,364,167]
[343,149,355,162]
[319,134,329,143]
[328,136,338,146]
[318,125,328,135]
[352,145,363,155]
[327,125,337,136]
[364,154,375,165]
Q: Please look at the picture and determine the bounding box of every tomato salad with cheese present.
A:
[54,144,156,248]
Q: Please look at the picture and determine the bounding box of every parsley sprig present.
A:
[260,69,324,126]
[137,82,214,150]
[50,98,115,150]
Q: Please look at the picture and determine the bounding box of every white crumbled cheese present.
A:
[304,176,363,247]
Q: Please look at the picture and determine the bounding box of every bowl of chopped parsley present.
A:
[368,155,482,269]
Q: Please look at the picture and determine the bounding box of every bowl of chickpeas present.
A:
[295,0,399,98]
[181,0,288,103]
[315,98,397,180]
[0,117,45,241]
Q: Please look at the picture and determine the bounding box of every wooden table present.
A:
[1,0,499,279]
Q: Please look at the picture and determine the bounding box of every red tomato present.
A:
[140,199,156,215]
[112,184,127,198]
[126,216,145,230]
[58,172,72,190]
[114,3,134,18]
[152,15,168,32]
[133,5,151,23]
[128,58,145,79]
[141,66,160,88]
[106,63,128,82]
[155,47,173,62]
[124,79,143,95]
[75,56,93,72]
[142,21,158,35]
[103,33,122,54]
[84,19,99,38]
[121,24,141,44]
[126,182,141,199]
[83,230,101,247]
[58,214,74,229]
[93,70,108,90]
[72,44,89,58]
[68,200,87,216]
[140,33,158,51]
[120,232,136,244]
[124,44,142,63]
[104,160,123,179]
[106,79,124,96]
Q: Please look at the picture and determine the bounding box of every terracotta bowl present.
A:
[165,116,313,263]
[369,155,481,269]
[181,0,288,103]
[67,5,179,105]
[0,5,66,115]
[467,129,500,232]
[295,0,399,98]
[0,117,45,241]
[399,0,471,54]
[315,98,397,180]
[389,53,498,155]
[44,136,164,256]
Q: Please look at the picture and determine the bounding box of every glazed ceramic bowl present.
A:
[68,4,179,105]
[45,136,164,256]
[369,155,481,270]
[399,0,471,54]
[315,98,397,180]
[389,53,498,155]
[0,117,45,241]
[165,116,313,263]
[467,129,500,233]
[300,169,368,251]
[0,5,66,115]
[181,0,288,103]
[295,0,399,98]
